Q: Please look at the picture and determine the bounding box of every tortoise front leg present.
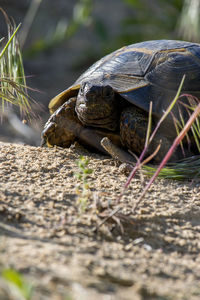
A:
[41,97,119,154]
[120,106,182,163]
[41,97,78,148]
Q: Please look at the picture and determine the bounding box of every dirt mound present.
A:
[0,142,200,299]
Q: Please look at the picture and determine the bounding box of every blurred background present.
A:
[0,0,200,145]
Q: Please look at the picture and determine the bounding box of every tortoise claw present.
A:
[41,98,79,148]
[40,138,46,147]
[41,121,57,147]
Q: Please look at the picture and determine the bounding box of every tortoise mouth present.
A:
[75,100,118,131]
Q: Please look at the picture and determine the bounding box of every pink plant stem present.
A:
[121,76,185,201]
[124,107,166,189]
[135,103,200,206]
[124,148,146,188]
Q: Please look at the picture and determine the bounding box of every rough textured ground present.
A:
[0,141,200,300]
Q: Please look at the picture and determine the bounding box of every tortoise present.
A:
[41,40,200,162]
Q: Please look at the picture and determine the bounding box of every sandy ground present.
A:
[0,141,200,300]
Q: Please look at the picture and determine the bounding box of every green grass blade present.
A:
[145,101,152,147]
[0,13,34,119]
[0,23,21,60]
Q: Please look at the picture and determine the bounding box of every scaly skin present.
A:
[41,97,121,154]
[41,97,79,148]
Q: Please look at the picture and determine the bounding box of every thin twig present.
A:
[95,207,121,231]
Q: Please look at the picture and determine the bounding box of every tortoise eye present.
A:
[102,85,114,98]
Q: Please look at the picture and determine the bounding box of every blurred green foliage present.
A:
[1,268,33,300]
[118,0,183,43]
[24,0,93,56]
[178,0,200,42]
[23,0,200,54]
[22,0,200,64]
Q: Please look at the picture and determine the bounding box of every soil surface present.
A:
[0,142,200,300]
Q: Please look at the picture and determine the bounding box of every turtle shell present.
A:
[49,40,200,119]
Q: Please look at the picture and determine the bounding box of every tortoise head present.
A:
[75,82,118,131]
